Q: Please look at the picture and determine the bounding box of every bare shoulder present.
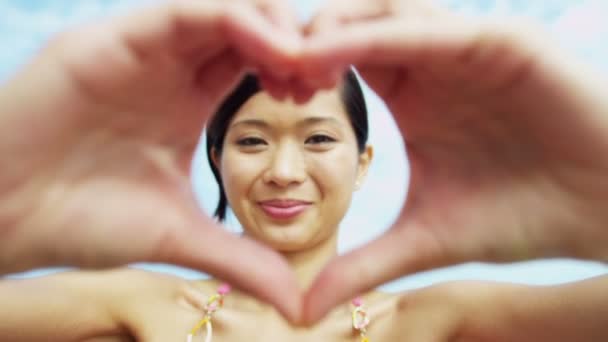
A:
[190,277,223,296]
[362,290,403,339]
[366,290,401,317]
[188,278,269,314]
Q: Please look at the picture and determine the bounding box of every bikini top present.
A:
[187,283,371,342]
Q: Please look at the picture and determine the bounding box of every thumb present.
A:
[154,219,302,323]
[302,222,448,324]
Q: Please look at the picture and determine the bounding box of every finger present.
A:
[302,19,486,76]
[290,78,316,104]
[219,2,302,79]
[253,0,302,34]
[295,63,343,92]
[307,0,451,34]
[116,2,300,79]
[259,71,290,100]
[194,49,246,110]
[155,215,301,323]
[307,0,388,34]
[302,223,448,324]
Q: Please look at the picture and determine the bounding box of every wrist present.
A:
[0,182,50,275]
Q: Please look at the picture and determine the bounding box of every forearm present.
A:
[474,276,608,341]
[0,270,122,341]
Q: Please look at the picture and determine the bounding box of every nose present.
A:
[262,141,306,188]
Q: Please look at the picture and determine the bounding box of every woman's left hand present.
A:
[300,0,608,322]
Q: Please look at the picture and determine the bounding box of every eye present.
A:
[305,134,336,145]
[237,137,267,146]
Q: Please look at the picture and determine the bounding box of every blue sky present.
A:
[3,0,608,290]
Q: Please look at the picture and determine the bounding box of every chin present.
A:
[254,227,322,252]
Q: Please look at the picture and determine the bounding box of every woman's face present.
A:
[214,89,372,252]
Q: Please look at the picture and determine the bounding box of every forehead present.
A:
[230,89,350,128]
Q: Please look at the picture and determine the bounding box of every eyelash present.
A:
[236,134,336,147]
[236,137,267,146]
[305,134,336,145]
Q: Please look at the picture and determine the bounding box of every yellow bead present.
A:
[361,337,370,342]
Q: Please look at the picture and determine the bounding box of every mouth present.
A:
[258,199,312,220]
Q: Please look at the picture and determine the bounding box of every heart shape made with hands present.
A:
[4,0,607,329]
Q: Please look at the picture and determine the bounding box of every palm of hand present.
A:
[8,21,233,269]
[362,23,608,270]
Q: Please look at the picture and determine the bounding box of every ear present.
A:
[211,147,221,170]
[355,145,373,191]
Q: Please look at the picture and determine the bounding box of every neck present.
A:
[221,232,344,315]
[281,234,339,290]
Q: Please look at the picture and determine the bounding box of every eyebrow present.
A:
[229,116,342,130]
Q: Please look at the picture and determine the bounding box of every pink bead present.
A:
[218,283,231,295]
[206,302,218,313]
[352,297,363,307]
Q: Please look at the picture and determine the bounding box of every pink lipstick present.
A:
[258,199,311,220]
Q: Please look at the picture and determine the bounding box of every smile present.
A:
[258,199,312,220]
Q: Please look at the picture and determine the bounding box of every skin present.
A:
[0,0,307,321]
[2,0,608,333]
[299,0,608,322]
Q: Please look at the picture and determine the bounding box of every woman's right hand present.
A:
[0,0,302,321]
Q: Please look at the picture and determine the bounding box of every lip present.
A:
[258,199,312,220]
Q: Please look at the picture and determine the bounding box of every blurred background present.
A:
[3,0,608,291]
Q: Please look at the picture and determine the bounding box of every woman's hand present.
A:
[0,1,301,321]
[301,0,608,322]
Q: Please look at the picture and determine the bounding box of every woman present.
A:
[3,0,608,339]
[3,70,608,342]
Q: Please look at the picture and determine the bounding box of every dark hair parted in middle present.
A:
[205,69,369,221]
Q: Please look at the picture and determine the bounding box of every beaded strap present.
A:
[187,284,372,341]
[352,297,371,342]
[187,283,231,342]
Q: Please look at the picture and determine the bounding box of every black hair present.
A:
[205,69,368,221]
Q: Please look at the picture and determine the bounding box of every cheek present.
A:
[220,151,263,203]
[309,149,359,204]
